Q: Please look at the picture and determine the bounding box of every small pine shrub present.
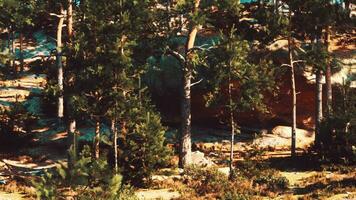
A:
[33,145,138,200]
[253,170,289,192]
[184,166,230,196]
[120,103,171,187]
[182,166,257,199]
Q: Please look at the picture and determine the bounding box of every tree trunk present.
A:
[57,10,65,119]
[19,32,24,72]
[94,120,100,159]
[288,10,296,157]
[66,0,77,161]
[228,76,235,178]
[314,31,323,148]
[179,0,200,168]
[68,119,77,163]
[7,28,11,51]
[11,30,15,73]
[67,0,73,39]
[289,45,297,157]
[315,69,323,148]
[325,26,332,116]
[112,119,118,173]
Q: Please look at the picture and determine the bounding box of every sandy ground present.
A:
[0,192,24,200]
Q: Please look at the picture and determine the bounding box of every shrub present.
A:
[184,166,230,196]
[182,166,257,199]
[235,145,268,179]
[0,102,37,149]
[119,102,171,187]
[253,170,289,192]
[317,83,356,164]
[33,145,138,200]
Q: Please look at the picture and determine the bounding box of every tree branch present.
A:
[165,48,185,64]
[49,12,67,18]
[292,60,306,64]
[190,78,203,87]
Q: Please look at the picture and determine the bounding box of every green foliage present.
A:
[184,166,230,196]
[0,101,37,148]
[317,82,356,164]
[235,145,268,179]
[119,100,171,187]
[33,145,138,200]
[182,166,255,199]
[253,170,289,192]
[205,29,275,116]
[0,0,36,31]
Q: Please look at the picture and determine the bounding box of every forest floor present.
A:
[0,32,355,200]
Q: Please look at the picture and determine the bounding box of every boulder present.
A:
[253,126,314,150]
[191,151,215,167]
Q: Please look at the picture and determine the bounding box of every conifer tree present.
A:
[0,0,35,73]
[205,29,275,177]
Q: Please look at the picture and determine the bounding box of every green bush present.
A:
[0,102,37,149]
[253,170,289,192]
[118,100,171,187]
[318,83,356,164]
[34,145,138,200]
[182,166,257,199]
[184,166,230,196]
[221,192,251,200]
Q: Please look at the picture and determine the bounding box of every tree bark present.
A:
[94,120,100,159]
[315,69,323,148]
[325,26,332,116]
[67,0,73,40]
[68,119,77,161]
[11,30,15,73]
[288,10,296,157]
[314,31,323,148]
[112,119,118,173]
[19,32,24,72]
[228,75,235,178]
[66,0,77,161]
[57,8,65,119]
[179,0,200,168]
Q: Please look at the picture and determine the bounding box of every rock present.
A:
[136,189,180,200]
[253,126,314,150]
[217,167,230,176]
[191,151,215,167]
[271,126,313,139]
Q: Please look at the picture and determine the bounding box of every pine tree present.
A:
[205,29,275,177]
[0,0,35,73]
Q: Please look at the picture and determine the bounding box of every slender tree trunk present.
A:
[288,10,296,157]
[179,0,200,168]
[94,119,100,159]
[57,9,65,119]
[67,0,73,39]
[314,31,323,148]
[112,119,118,173]
[11,30,15,73]
[67,0,77,161]
[325,26,332,116]
[7,28,11,51]
[68,119,77,161]
[228,75,235,178]
[289,43,297,157]
[315,69,323,148]
[19,32,24,72]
